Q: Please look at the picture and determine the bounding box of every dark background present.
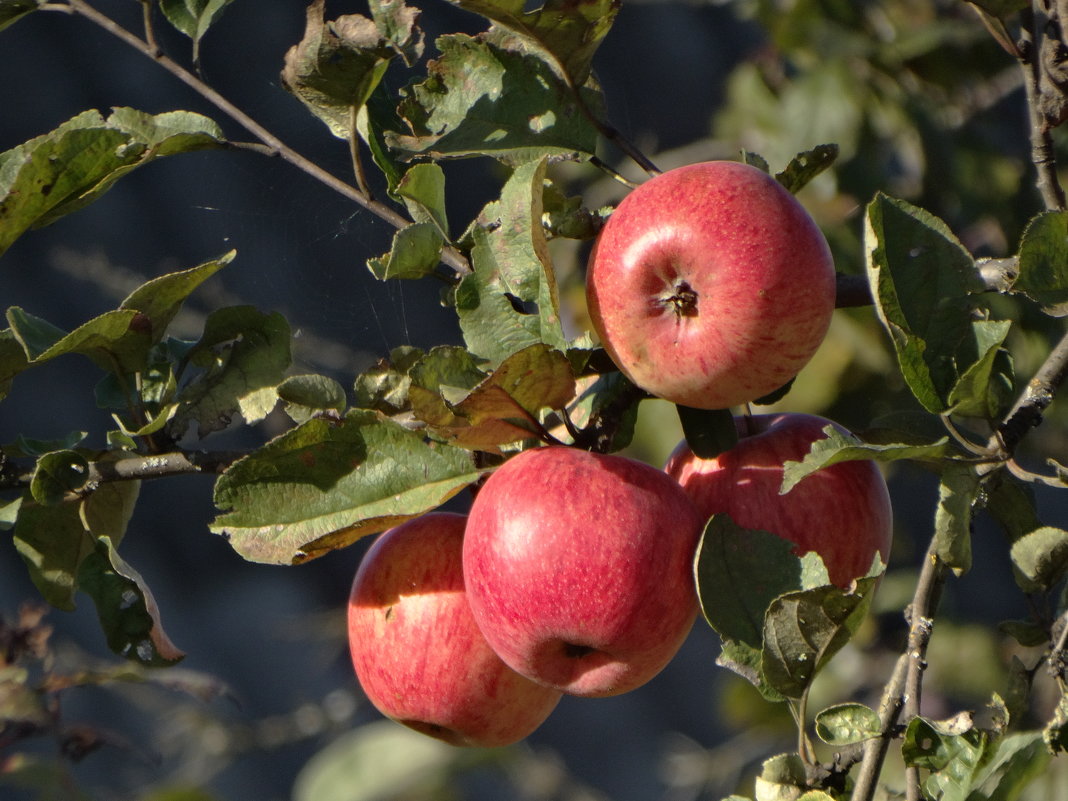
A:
[0,2,1056,800]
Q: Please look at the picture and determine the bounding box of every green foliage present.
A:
[4,1,1068,799]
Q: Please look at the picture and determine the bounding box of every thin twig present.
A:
[1018,6,1068,210]
[851,544,947,801]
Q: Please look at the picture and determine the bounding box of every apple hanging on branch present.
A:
[665,412,893,588]
[347,512,562,748]
[462,446,704,698]
[585,160,837,410]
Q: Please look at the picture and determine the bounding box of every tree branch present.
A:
[851,542,947,801]
[51,0,472,278]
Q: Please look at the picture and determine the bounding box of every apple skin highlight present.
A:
[463,446,703,698]
[586,160,836,410]
[348,512,562,747]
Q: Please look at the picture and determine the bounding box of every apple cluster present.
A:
[346,161,893,748]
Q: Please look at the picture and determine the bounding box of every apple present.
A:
[462,446,703,698]
[664,412,893,587]
[585,160,836,409]
[347,512,562,747]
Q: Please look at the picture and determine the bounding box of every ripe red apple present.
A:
[347,512,562,747]
[586,160,836,409]
[462,446,703,698]
[664,413,892,587]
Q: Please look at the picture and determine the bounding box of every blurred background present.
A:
[3,1,1068,799]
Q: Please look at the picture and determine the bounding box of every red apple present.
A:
[347,512,562,747]
[664,413,892,587]
[462,446,703,698]
[586,160,836,409]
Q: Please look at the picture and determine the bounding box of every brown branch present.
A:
[851,543,947,801]
[1018,6,1068,210]
[48,0,472,278]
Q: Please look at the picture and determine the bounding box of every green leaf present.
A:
[277,374,348,424]
[292,721,461,801]
[0,327,28,399]
[865,194,1001,414]
[0,109,225,257]
[1010,527,1068,592]
[0,0,36,32]
[367,222,444,280]
[902,714,991,801]
[695,517,806,651]
[77,536,184,666]
[170,306,291,438]
[210,410,481,564]
[80,473,140,549]
[160,0,236,60]
[388,33,601,163]
[814,702,882,745]
[1014,209,1068,315]
[780,424,950,494]
[760,573,880,699]
[30,450,90,506]
[7,306,152,374]
[369,0,425,66]
[935,462,980,574]
[946,320,1014,419]
[353,345,424,414]
[281,0,399,140]
[754,753,809,801]
[13,500,96,611]
[456,158,566,364]
[774,144,839,194]
[118,252,233,344]
[356,83,408,193]
[426,343,576,449]
[0,496,21,530]
[394,163,449,236]
[563,369,639,452]
[444,0,621,85]
[677,405,738,460]
[970,732,1050,801]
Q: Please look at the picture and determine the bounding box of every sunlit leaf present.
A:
[935,462,980,574]
[445,0,621,85]
[211,410,481,564]
[394,162,449,236]
[754,753,809,801]
[1010,527,1068,591]
[814,702,882,745]
[160,0,236,61]
[456,158,566,364]
[369,0,424,66]
[0,109,224,257]
[281,0,398,140]
[429,343,576,449]
[170,306,291,438]
[865,194,1005,415]
[277,374,348,424]
[1014,209,1068,316]
[774,144,839,194]
[13,500,96,611]
[366,222,444,280]
[352,345,423,414]
[29,450,89,506]
[388,33,601,163]
[780,424,950,493]
[902,714,991,801]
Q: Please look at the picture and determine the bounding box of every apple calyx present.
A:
[663,280,699,318]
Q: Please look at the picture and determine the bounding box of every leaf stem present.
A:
[50,0,472,278]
